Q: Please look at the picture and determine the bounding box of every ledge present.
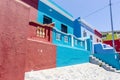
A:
[29,21,55,28]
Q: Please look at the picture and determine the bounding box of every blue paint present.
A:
[86,38,92,51]
[94,43,114,54]
[73,19,81,38]
[52,28,72,46]
[73,37,85,49]
[57,45,91,67]
[81,21,94,34]
[37,1,73,32]
[94,53,120,70]
[93,43,120,70]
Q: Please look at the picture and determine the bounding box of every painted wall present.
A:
[94,43,114,54]
[56,45,91,67]
[94,29,102,43]
[94,53,120,70]
[93,43,120,70]
[37,0,74,34]
[103,39,120,53]
[25,40,56,72]
[0,0,30,80]
[73,19,81,38]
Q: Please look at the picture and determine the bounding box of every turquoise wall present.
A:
[52,28,72,46]
[37,1,73,34]
[57,45,91,67]
[94,53,120,70]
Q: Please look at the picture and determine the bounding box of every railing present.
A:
[53,27,91,50]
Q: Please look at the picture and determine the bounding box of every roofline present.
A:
[40,0,74,21]
[80,19,94,30]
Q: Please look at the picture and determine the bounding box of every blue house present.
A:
[37,0,92,67]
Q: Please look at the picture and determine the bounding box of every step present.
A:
[90,56,118,72]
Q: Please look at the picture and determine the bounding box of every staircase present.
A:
[90,55,117,72]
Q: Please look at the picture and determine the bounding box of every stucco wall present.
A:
[0,0,30,80]
[25,40,56,72]
[37,1,74,34]
[94,53,120,70]
[56,46,90,67]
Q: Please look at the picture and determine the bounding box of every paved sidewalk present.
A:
[25,63,120,80]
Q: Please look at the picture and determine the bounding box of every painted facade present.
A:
[102,31,120,53]
[94,29,102,43]
[0,0,119,80]
[74,18,102,43]
[0,1,93,80]
[94,43,120,69]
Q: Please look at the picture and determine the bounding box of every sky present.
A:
[51,0,120,32]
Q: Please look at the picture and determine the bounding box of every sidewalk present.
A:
[25,63,120,80]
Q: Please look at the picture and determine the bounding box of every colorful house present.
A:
[1,0,119,80]
[37,0,92,67]
[0,1,93,80]
[102,31,120,53]
[74,18,102,53]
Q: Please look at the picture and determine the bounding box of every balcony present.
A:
[53,27,90,50]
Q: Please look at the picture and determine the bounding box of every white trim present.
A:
[93,43,114,50]
[80,19,94,30]
[40,0,74,21]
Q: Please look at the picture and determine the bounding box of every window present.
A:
[80,41,83,47]
[61,24,67,33]
[64,36,68,43]
[75,40,78,45]
[43,15,52,24]
[97,38,99,42]
[56,33,61,40]
[36,26,46,38]
[83,30,87,37]
[90,35,93,40]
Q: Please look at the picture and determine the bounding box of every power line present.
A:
[83,5,109,19]
[83,1,120,19]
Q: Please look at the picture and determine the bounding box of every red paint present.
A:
[25,40,56,72]
[103,39,120,53]
[22,0,38,20]
[94,29,102,38]
[0,0,30,80]
[29,21,54,42]
[0,0,56,80]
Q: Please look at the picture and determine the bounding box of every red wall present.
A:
[22,0,38,20]
[103,39,120,53]
[29,22,53,42]
[0,0,30,80]
[94,29,102,38]
[0,0,56,80]
[25,40,56,72]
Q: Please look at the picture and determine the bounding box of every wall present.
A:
[73,19,81,38]
[93,43,120,70]
[37,0,74,34]
[25,40,56,72]
[103,39,120,53]
[94,53,120,70]
[22,0,38,21]
[94,29,102,43]
[21,0,57,72]
[56,46,91,67]
[94,43,114,54]
[0,0,30,80]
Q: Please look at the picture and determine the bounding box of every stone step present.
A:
[90,55,117,72]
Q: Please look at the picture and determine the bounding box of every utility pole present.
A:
[109,0,115,50]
